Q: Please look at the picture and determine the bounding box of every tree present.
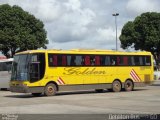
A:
[120,12,160,65]
[0,4,48,58]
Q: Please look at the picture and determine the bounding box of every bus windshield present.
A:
[11,54,30,81]
[11,53,45,82]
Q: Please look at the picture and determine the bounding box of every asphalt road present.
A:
[0,81,160,119]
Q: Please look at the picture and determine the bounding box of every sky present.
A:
[0,0,160,53]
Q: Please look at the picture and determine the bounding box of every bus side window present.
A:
[145,56,151,66]
[70,56,76,66]
[104,56,110,65]
[62,55,67,66]
[53,55,58,66]
[134,56,140,65]
[130,56,135,66]
[75,56,83,66]
[81,56,85,65]
[141,56,151,66]
[100,56,105,65]
[48,54,57,66]
[85,56,90,65]
[67,55,71,66]
[117,57,120,65]
[90,56,95,65]
[110,56,116,65]
[111,59,115,65]
[134,56,144,66]
[95,56,100,65]
[123,56,128,65]
[139,56,143,65]
[57,55,62,66]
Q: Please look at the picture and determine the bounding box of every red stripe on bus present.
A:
[132,69,141,81]
[57,80,62,85]
[131,70,139,82]
[130,71,138,82]
[58,77,65,85]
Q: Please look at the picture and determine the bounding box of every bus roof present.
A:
[15,49,152,56]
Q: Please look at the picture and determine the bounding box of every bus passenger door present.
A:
[29,53,45,83]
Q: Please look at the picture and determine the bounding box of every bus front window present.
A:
[11,54,30,81]
[11,53,45,82]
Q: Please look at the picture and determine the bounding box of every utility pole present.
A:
[112,13,119,51]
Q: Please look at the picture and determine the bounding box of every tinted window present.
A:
[48,54,151,67]
[143,56,151,66]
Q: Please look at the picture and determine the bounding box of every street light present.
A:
[112,13,119,51]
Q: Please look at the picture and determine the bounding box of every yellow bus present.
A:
[10,49,154,96]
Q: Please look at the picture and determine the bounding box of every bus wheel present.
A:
[32,93,42,97]
[124,80,133,91]
[112,80,121,92]
[44,83,57,96]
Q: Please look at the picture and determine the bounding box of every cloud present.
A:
[44,0,97,45]
[0,0,160,51]
[65,0,81,11]
[126,0,160,16]
[97,27,115,42]
[32,0,62,23]
[0,0,120,50]
[0,0,63,23]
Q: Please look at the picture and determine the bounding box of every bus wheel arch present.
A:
[44,81,58,96]
[112,79,122,92]
[124,79,134,91]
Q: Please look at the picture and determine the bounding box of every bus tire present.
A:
[112,80,121,92]
[124,80,133,91]
[32,93,42,97]
[44,83,57,96]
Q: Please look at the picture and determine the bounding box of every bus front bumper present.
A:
[10,85,44,93]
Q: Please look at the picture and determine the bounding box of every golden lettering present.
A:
[63,67,106,75]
